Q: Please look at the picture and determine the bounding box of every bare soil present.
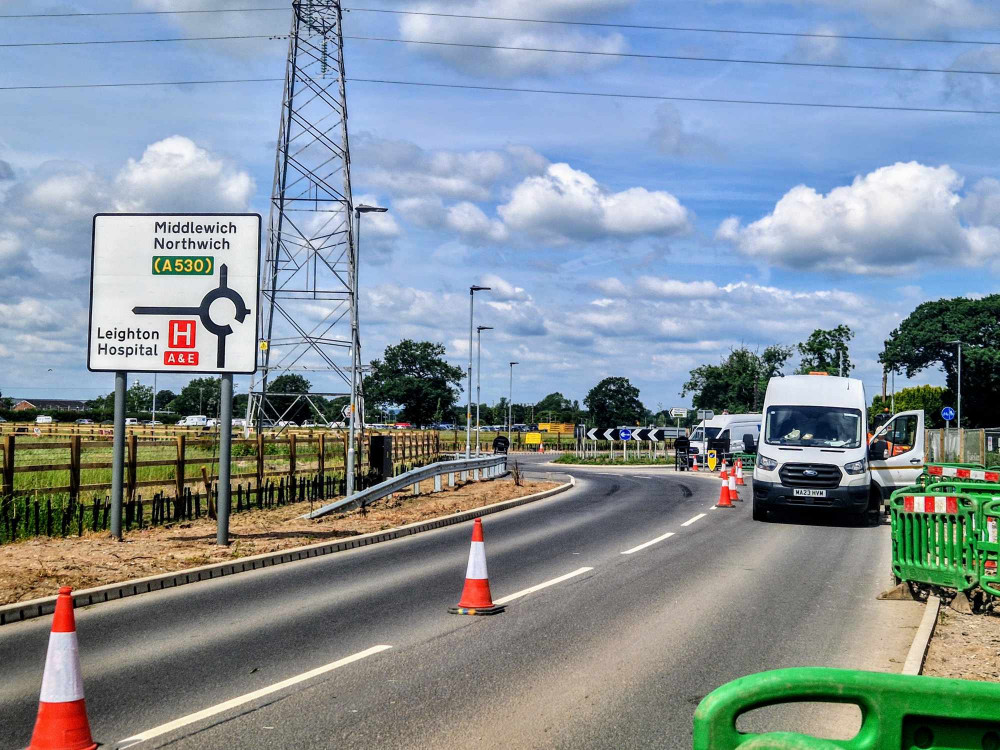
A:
[0,477,559,606]
[922,606,1000,681]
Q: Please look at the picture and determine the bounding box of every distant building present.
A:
[12,399,89,412]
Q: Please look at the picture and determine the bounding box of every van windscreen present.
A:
[764,406,862,449]
[690,427,721,441]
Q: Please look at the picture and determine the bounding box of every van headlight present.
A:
[844,458,867,475]
[757,454,778,471]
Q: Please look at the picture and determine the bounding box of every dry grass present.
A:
[0,476,559,606]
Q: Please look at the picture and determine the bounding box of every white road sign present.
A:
[669,407,689,418]
[88,213,261,374]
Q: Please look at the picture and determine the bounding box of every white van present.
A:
[35,415,54,424]
[752,374,924,521]
[689,413,761,456]
[177,415,208,427]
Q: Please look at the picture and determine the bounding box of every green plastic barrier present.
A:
[981,497,1000,596]
[693,667,1000,749]
[888,490,979,592]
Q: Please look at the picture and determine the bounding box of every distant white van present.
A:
[689,413,761,456]
[124,418,139,426]
[177,415,208,427]
[35,415,54,424]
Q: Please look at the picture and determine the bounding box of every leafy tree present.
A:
[869,385,951,429]
[0,390,11,411]
[682,345,792,413]
[882,296,1000,428]
[796,325,854,376]
[364,340,464,427]
[154,389,177,411]
[171,377,223,416]
[126,382,154,414]
[584,377,644,427]
[266,374,322,424]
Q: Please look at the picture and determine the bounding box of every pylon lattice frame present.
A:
[249,0,358,428]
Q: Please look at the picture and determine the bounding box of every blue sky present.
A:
[2,0,999,413]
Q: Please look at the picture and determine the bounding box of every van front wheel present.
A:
[752,497,767,522]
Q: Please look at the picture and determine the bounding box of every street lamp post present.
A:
[346,204,388,497]
[508,361,519,443]
[475,325,493,456]
[949,339,964,429]
[466,285,491,458]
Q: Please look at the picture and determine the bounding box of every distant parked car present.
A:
[276,420,297,428]
[75,418,94,424]
[124,418,138,426]
[0,416,7,423]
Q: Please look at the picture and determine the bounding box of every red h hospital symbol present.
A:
[168,320,197,349]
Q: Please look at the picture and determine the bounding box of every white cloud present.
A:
[784,26,845,64]
[397,0,634,77]
[113,136,254,213]
[498,163,692,243]
[717,161,1000,274]
[353,134,547,202]
[132,0,278,56]
[590,277,628,296]
[635,276,720,299]
[446,202,509,243]
[478,273,530,301]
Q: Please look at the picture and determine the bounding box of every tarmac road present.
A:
[0,453,922,749]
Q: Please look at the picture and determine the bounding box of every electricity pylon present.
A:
[248,0,358,431]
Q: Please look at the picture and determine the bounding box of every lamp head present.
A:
[356,204,388,214]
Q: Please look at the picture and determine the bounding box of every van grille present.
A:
[779,463,842,489]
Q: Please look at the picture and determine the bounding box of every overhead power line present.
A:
[2,75,1000,115]
[0,7,285,18]
[4,4,1000,48]
[4,33,1000,77]
[344,7,1000,47]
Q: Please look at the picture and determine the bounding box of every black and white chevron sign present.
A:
[584,428,673,441]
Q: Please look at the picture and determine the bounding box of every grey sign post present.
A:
[217,375,234,546]
[89,213,261,545]
[110,371,127,540]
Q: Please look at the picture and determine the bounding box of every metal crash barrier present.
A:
[693,667,1000,749]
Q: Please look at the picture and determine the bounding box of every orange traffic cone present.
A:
[728,470,741,501]
[449,518,504,616]
[28,587,97,750]
[691,454,699,472]
[717,470,734,508]
[718,459,728,479]
[735,458,746,486]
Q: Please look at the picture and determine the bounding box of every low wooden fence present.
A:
[0,431,442,503]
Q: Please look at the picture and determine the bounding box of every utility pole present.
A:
[476,325,493,456]
[950,340,963,429]
[508,361,518,443]
[346,205,387,497]
[466,285,490,458]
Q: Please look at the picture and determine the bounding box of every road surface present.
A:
[0,453,921,748]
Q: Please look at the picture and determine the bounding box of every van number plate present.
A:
[794,489,827,497]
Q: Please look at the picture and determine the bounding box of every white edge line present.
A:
[493,567,593,605]
[116,644,393,747]
[621,531,675,555]
[681,513,707,527]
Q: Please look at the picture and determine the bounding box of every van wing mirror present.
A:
[742,433,756,453]
[868,439,889,461]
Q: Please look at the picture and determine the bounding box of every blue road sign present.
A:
[941,406,956,422]
[619,428,632,441]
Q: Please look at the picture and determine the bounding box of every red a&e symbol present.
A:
[169,320,197,349]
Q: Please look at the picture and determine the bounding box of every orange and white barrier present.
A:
[728,471,741,501]
[28,587,97,750]
[449,518,504,615]
[903,496,958,514]
[718,459,728,479]
[735,459,745,486]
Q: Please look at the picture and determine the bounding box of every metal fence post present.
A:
[217,373,233,547]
